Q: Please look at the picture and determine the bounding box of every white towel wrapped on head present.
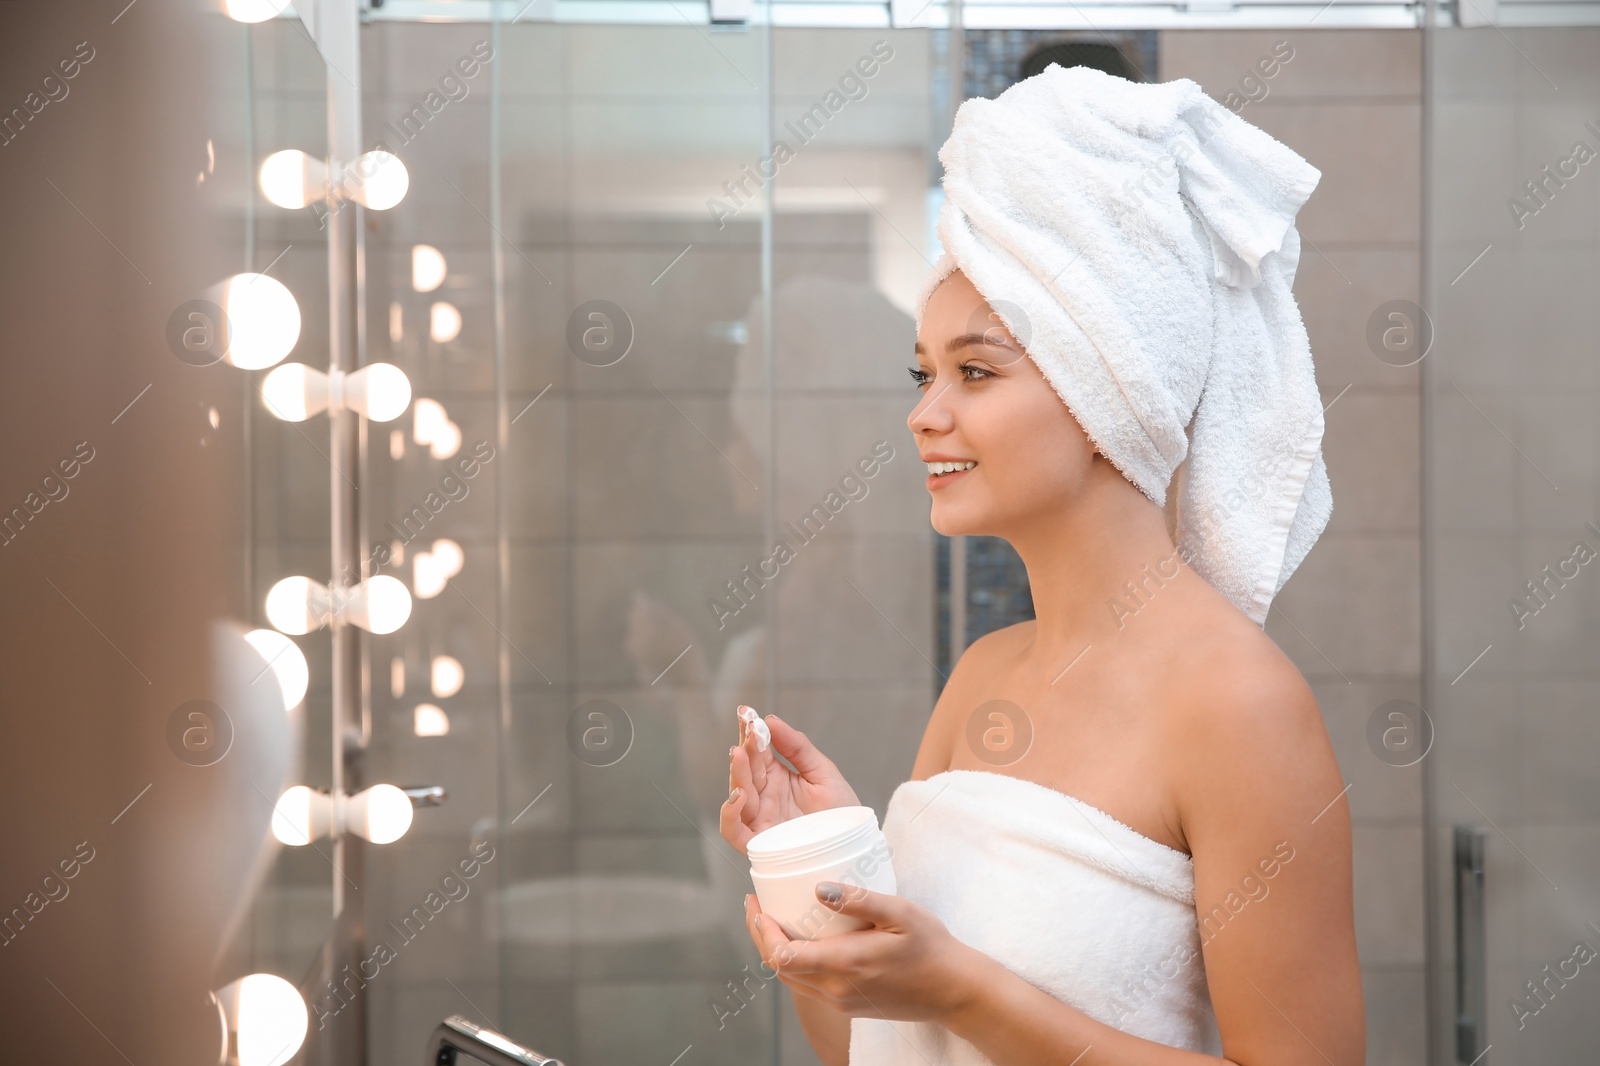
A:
[917,64,1331,625]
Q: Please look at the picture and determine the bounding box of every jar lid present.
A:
[747,806,879,866]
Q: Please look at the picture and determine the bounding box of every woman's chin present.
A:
[929,505,986,539]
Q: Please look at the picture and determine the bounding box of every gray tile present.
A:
[1431,677,1522,822]
[1312,679,1424,822]
[576,979,773,1065]
[1352,821,1425,966]
[1161,29,1420,103]
[566,24,765,98]
[1266,532,1421,680]
[1516,679,1600,822]
[1247,102,1422,247]
[774,28,933,100]
[568,394,750,540]
[571,539,776,688]
[1320,390,1421,535]
[1358,966,1427,1066]
[1294,246,1422,392]
[770,684,937,816]
[774,533,936,685]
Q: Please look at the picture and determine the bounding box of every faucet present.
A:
[427,1015,565,1066]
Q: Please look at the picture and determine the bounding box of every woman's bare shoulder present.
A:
[1161,607,1342,838]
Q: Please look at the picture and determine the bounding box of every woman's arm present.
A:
[792,984,852,1066]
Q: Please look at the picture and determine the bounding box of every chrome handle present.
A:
[1454,824,1487,1062]
[404,785,448,808]
[427,1015,564,1066]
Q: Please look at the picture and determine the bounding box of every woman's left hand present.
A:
[743,884,982,1025]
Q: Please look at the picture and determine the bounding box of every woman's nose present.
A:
[907,379,956,435]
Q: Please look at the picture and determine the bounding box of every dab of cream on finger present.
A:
[737,704,771,752]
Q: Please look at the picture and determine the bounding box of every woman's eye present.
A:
[960,363,991,381]
[907,367,931,387]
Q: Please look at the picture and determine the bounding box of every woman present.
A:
[720,65,1363,1065]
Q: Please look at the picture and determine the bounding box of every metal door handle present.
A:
[428,1015,564,1066]
[1454,824,1487,1062]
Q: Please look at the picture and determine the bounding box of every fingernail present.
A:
[729,745,738,757]
[816,882,843,907]
[729,786,741,799]
[754,914,762,929]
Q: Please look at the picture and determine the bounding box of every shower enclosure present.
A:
[212,1,1600,1064]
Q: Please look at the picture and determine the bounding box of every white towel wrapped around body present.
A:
[848,770,1222,1062]
[917,65,1331,625]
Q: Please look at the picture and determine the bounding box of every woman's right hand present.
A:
[720,707,860,855]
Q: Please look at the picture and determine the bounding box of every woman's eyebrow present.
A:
[912,333,1010,357]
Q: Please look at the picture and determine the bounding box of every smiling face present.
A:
[907,269,1103,538]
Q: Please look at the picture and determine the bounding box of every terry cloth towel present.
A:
[848,770,1222,1063]
[915,65,1331,626]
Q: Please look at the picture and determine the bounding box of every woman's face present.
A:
[907,269,1098,537]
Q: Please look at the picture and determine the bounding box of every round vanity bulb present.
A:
[427,419,462,460]
[259,363,329,422]
[413,398,449,442]
[344,363,412,422]
[213,973,308,1066]
[347,151,409,210]
[264,576,331,635]
[412,398,463,460]
[346,575,412,635]
[430,654,464,698]
[269,786,332,846]
[429,302,462,344]
[413,539,464,599]
[412,245,447,292]
[222,273,301,370]
[258,149,327,210]
[347,784,414,844]
[223,0,293,24]
[414,703,451,737]
[243,629,308,711]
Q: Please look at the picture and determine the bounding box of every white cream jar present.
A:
[747,806,896,940]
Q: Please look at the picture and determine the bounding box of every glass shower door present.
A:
[1425,24,1600,1065]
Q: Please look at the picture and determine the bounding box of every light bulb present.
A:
[346,151,408,211]
[414,703,451,737]
[272,784,416,844]
[346,363,412,421]
[427,419,461,460]
[343,575,412,635]
[243,629,308,710]
[258,149,327,210]
[223,0,293,23]
[222,273,301,370]
[259,363,327,422]
[346,784,414,844]
[429,302,462,344]
[413,539,464,599]
[264,576,331,636]
[412,245,447,292]
[270,786,332,846]
[260,363,411,423]
[430,654,464,698]
[413,398,462,460]
[414,398,448,442]
[212,973,308,1066]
